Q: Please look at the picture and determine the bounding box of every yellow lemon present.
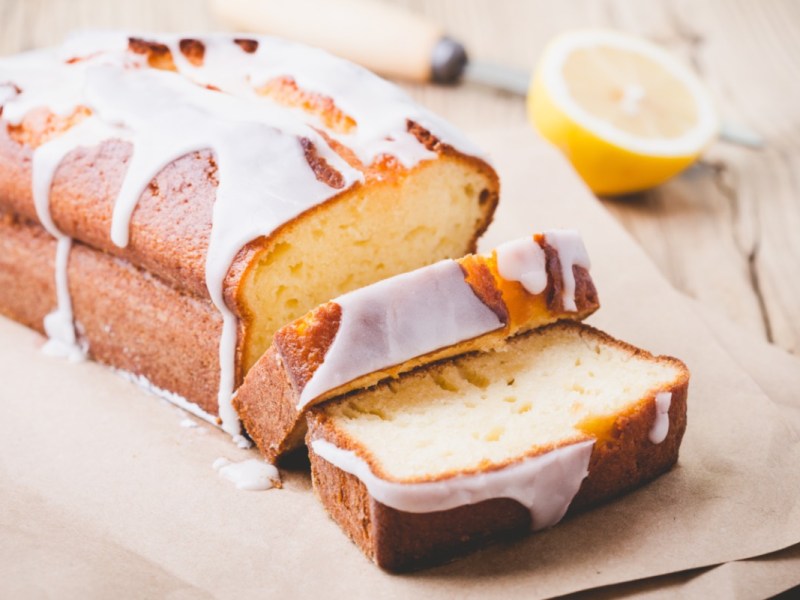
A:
[528,30,719,195]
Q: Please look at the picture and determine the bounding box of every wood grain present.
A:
[1,0,797,354]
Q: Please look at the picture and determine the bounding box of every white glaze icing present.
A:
[543,230,591,312]
[115,369,219,427]
[179,418,199,429]
[297,260,504,408]
[0,83,17,106]
[1,32,485,442]
[32,117,122,360]
[649,391,672,444]
[495,236,548,295]
[212,457,280,491]
[0,49,94,124]
[311,438,594,530]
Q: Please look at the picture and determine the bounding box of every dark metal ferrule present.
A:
[431,36,468,84]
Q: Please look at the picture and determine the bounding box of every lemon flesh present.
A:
[529,30,718,196]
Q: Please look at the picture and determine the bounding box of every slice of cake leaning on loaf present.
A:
[234,230,600,461]
[307,322,689,571]
[0,32,498,443]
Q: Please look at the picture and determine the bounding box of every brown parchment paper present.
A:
[1,129,798,599]
[561,299,800,599]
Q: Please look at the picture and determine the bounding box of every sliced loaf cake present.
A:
[0,33,499,441]
[234,231,599,460]
[307,321,689,571]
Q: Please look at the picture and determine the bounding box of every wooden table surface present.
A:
[2,0,798,355]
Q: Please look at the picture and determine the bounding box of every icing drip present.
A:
[311,438,594,529]
[2,32,485,443]
[495,236,548,295]
[649,391,672,444]
[543,230,591,312]
[298,260,505,408]
[212,457,280,491]
[32,118,122,360]
[40,238,83,360]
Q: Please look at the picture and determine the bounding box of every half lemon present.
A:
[528,30,719,195]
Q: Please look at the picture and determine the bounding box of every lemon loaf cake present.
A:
[234,230,599,461]
[0,32,497,442]
[307,321,689,571]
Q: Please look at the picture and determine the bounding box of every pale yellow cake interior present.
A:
[240,155,493,373]
[322,323,682,481]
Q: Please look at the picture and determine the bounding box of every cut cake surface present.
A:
[307,321,689,571]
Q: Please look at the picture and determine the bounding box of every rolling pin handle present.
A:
[431,37,468,84]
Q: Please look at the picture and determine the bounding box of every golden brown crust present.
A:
[258,77,357,134]
[459,258,509,324]
[0,211,222,414]
[235,249,599,463]
[298,137,347,188]
[233,346,307,456]
[306,323,690,571]
[0,126,218,299]
[233,39,259,54]
[542,239,598,314]
[274,302,343,396]
[128,37,178,71]
[178,38,206,67]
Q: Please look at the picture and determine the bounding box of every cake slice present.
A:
[306,321,689,571]
[234,231,600,461]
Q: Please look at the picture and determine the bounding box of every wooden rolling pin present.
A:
[209,0,528,92]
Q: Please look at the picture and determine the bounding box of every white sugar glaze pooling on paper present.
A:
[495,236,548,295]
[297,260,505,408]
[649,391,672,444]
[115,369,218,426]
[311,438,594,529]
[212,457,280,491]
[543,230,591,312]
[0,32,485,443]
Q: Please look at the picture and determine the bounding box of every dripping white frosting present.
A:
[543,230,591,312]
[311,438,594,529]
[649,391,672,444]
[32,118,123,360]
[495,236,548,295]
[212,457,280,491]
[0,32,486,442]
[297,259,504,408]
